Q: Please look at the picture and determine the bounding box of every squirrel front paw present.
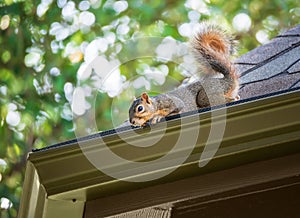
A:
[149,115,166,125]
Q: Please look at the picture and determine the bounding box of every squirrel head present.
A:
[129,92,156,126]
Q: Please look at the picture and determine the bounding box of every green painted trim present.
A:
[19,90,300,218]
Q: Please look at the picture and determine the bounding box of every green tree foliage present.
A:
[0,0,298,217]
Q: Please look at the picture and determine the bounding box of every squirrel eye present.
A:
[137,105,144,112]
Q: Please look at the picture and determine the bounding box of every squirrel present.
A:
[129,23,240,127]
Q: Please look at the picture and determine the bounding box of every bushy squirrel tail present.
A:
[191,22,237,79]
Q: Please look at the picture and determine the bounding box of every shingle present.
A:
[239,73,300,99]
[239,46,300,84]
[292,81,300,88]
[287,60,300,74]
[236,37,300,64]
[235,63,255,76]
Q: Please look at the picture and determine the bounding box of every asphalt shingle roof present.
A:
[236,25,300,99]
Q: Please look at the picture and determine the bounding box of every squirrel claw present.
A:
[150,115,165,125]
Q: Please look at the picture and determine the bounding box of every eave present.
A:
[18,88,300,218]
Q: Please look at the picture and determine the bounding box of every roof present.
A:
[236,24,300,98]
[18,25,300,218]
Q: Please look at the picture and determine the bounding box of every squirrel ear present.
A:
[141,92,151,104]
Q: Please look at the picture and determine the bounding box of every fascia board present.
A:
[19,89,300,217]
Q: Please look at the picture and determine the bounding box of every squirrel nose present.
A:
[130,119,135,124]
